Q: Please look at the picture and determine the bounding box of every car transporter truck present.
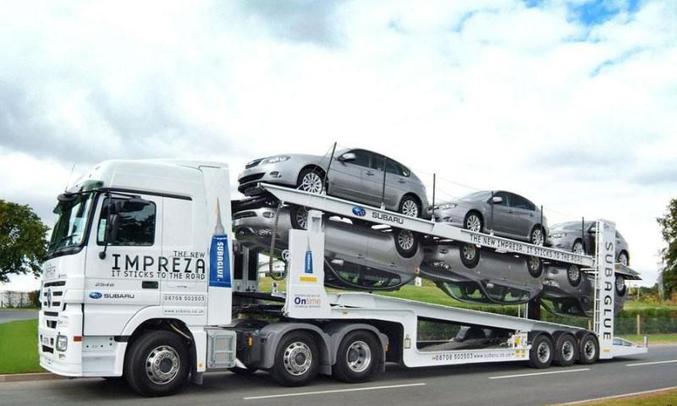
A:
[38,159,647,396]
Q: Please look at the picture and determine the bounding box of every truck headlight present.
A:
[56,334,68,352]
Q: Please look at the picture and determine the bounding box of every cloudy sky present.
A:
[1,0,675,290]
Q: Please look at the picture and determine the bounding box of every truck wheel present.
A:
[271,331,319,386]
[577,333,599,364]
[394,229,418,258]
[460,244,480,268]
[124,330,189,397]
[554,333,578,367]
[529,334,554,369]
[333,330,381,383]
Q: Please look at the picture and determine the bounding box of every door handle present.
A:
[366,171,375,176]
[398,179,406,184]
[142,281,159,289]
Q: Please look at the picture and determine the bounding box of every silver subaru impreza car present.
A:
[238,148,430,218]
[431,190,548,245]
[548,221,630,266]
[541,263,640,317]
[233,206,423,291]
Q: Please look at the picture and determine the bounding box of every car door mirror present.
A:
[491,196,503,204]
[338,152,356,162]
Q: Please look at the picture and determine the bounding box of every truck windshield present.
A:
[47,192,95,257]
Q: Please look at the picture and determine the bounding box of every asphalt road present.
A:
[2,345,676,405]
[0,310,37,324]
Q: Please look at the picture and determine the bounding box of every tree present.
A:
[657,198,677,297]
[0,200,49,283]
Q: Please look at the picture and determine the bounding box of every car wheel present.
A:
[529,334,554,369]
[289,205,309,230]
[566,264,581,287]
[577,333,599,364]
[464,212,483,233]
[459,244,480,268]
[399,196,421,218]
[297,167,325,194]
[617,252,629,266]
[530,226,545,246]
[615,275,627,297]
[332,330,381,383]
[527,256,543,278]
[394,229,418,258]
[572,240,585,254]
[270,331,320,387]
[554,333,578,367]
[124,331,189,397]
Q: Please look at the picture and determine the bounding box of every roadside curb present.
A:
[0,372,62,383]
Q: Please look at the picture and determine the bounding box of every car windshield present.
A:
[459,191,491,201]
[47,192,95,257]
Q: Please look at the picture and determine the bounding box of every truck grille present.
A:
[42,280,66,328]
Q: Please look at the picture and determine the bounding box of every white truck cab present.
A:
[39,160,235,394]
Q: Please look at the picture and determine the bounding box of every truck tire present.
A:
[528,334,554,369]
[577,333,599,364]
[332,330,381,383]
[124,330,189,397]
[553,333,578,367]
[270,331,320,386]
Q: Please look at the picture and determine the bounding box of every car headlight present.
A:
[262,156,290,164]
[438,203,457,210]
[550,233,566,239]
[56,334,68,352]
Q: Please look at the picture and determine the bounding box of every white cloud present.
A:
[1,0,675,290]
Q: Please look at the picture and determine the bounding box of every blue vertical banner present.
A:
[209,200,231,288]
[304,237,313,274]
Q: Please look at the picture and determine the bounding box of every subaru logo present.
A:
[352,206,366,217]
[89,292,102,299]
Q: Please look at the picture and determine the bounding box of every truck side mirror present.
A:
[99,198,122,259]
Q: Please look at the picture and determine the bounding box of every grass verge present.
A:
[619,333,677,345]
[570,387,677,405]
[0,319,42,374]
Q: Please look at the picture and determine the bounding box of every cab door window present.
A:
[97,197,156,246]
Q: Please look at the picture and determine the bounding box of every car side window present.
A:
[385,160,407,176]
[349,150,371,167]
[97,197,156,246]
[370,153,385,171]
[509,193,533,210]
[492,191,509,206]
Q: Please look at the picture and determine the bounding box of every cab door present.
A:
[84,193,163,336]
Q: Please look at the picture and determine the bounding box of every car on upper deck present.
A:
[237,148,430,219]
[548,221,630,266]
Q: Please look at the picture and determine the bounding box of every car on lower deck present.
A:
[233,205,423,291]
[548,221,630,266]
[540,263,640,317]
[237,148,430,219]
[430,190,548,245]
[419,240,544,305]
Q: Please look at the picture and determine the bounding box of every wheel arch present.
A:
[259,322,333,375]
[324,323,388,373]
[298,164,327,182]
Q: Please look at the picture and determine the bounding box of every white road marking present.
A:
[243,382,426,400]
[626,359,677,367]
[489,368,590,380]
[559,385,677,405]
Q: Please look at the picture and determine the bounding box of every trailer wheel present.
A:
[333,330,381,383]
[527,256,543,278]
[577,333,599,364]
[460,244,480,268]
[553,333,578,367]
[271,331,319,386]
[124,330,189,397]
[529,334,554,369]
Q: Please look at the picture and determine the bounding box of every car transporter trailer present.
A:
[38,161,647,397]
